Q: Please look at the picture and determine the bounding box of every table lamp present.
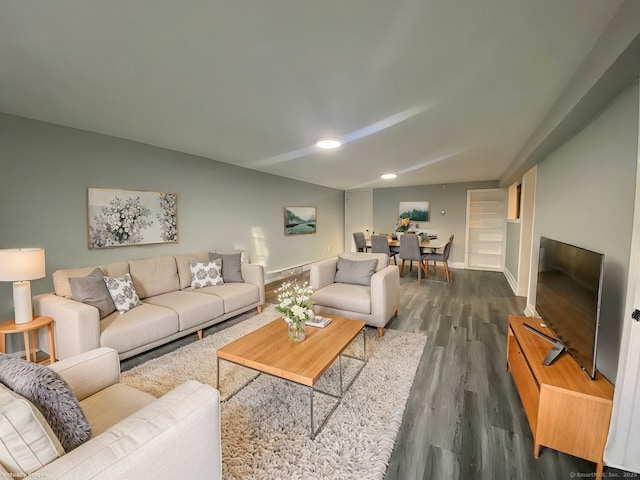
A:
[0,248,46,324]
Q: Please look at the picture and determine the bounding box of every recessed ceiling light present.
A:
[315,137,343,149]
[381,173,397,179]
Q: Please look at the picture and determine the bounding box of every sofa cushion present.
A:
[129,256,180,299]
[104,273,142,314]
[209,252,244,283]
[193,283,260,313]
[80,383,155,437]
[145,291,225,331]
[190,259,224,289]
[68,268,116,319]
[334,256,378,286]
[175,252,210,289]
[53,262,129,298]
[312,283,371,314]
[100,304,180,354]
[0,354,91,452]
[0,383,65,475]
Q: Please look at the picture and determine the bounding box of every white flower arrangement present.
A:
[275,280,314,326]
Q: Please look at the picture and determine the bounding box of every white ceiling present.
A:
[0,0,623,190]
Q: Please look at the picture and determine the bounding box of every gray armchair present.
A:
[310,252,400,337]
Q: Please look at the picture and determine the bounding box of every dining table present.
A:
[365,235,450,253]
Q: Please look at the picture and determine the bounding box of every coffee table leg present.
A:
[339,355,343,396]
[216,357,220,390]
[310,387,315,440]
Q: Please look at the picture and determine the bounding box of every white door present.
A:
[604,96,640,471]
[345,190,373,252]
[604,258,640,472]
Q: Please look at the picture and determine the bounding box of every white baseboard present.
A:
[524,303,537,317]
[503,268,518,295]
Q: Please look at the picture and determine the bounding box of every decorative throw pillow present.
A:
[0,354,92,453]
[0,383,65,475]
[68,268,116,319]
[208,252,244,283]
[334,256,378,286]
[190,259,224,289]
[103,273,142,314]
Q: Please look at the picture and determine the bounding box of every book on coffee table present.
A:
[307,316,332,328]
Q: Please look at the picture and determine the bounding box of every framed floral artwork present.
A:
[283,206,316,236]
[88,188,178,249]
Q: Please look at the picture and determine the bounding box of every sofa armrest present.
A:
[33,293,101,360]
[310,258,338,291]
[38,381,222,480]
[49,347,120,401]
[241,263,265,304]
[370,265,401,327]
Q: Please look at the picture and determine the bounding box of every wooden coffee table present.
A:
[216,314,366,439]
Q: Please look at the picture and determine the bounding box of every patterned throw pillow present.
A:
[103,273,142,314]
[190,259,224,289]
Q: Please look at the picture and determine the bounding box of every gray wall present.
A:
[505,221,521,280]
[0,113,345,351]
[531,80,639,383]
[372,181,498,265]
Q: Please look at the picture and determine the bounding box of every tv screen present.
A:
[536,237,604,379]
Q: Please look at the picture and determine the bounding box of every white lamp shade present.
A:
[0,248,46,281]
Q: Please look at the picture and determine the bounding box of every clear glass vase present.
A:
[288,320,306,342]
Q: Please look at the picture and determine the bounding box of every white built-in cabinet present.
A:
[465,188,507,271]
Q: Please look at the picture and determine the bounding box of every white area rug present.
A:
[121,305,427,479]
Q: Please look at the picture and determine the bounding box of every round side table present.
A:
[0,315,56,364]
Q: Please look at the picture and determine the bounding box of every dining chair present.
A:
[424,235,454,282]
[353,232,368,252]
[399,234,428,284]
[370,234,397,264]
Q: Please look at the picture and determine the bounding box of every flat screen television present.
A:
[532,237,605,379]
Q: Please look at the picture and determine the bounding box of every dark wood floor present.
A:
[121,266,619,479]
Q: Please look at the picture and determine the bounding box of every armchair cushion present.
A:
[312,283,371,314]
[0,355,91,452]
[334,256,378,286]
[0,383,65,475]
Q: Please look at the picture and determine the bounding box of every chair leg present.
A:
[445,261,451,282]
[377,327,385,337]
[417,261,422,284]
[400,259,406,276]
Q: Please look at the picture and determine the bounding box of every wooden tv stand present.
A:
[507,315,614,473]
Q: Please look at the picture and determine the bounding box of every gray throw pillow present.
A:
[334,256,378,286]
[209,252,244,283]
[68,267,116,319]
[0,354,92,452]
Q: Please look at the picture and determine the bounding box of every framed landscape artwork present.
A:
[283,206,317,236]
[88,187,178,249]
[399,201,429,222]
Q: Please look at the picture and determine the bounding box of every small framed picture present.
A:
[399,201,429,222]
[283,206,317,236]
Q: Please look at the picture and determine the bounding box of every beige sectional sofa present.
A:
[34,252,265,360]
